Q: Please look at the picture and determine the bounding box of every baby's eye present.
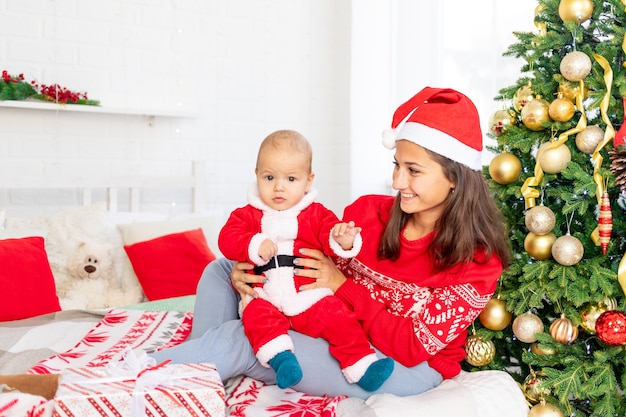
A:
[265,175,274,181]
[288,176,296,182]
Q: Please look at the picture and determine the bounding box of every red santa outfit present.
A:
[218,186,381,383]
[334,195,502,380]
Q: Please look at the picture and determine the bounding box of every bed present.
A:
[0,166,530,417]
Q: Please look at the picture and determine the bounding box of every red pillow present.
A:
[124,228,216,301]
[0,236,61,321]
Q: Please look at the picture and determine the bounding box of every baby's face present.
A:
[255,146,313,211]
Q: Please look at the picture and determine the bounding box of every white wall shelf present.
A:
[0,99,197,118]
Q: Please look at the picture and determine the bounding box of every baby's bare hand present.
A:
[258,240,278,261]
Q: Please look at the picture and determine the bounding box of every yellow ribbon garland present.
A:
[521,81,587,209]
[590,55,614,246]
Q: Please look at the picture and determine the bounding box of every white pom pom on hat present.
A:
[382,87,484,170]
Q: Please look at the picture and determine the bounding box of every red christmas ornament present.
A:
[595,310,626,346]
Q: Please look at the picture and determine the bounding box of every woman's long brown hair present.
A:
[378,149,511,271]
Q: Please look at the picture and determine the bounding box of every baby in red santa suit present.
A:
[218,129,394,391]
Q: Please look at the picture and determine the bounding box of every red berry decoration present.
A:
[595,310,626,346]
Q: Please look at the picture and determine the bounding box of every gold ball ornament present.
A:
[522,97,552,131]
[558,0,594,23]
[537,141,571,174]
[464,335,496,366]
[558,80,587,102]
[551,234,584,266]
[531,342,556,356]
[479,296,513,331]
[513,83,535,112]
[523,372,551,404]
[575,125,604,154]
[488,109,516,137]
[524,232,556,260]
[560,51,592,82]
[580,298,617,333]
[548,95,576,122]
[528,400,565,417]
[513,312,544,343]
[549,314,579,344]
[489,152,522,185]
[525,205,556,235]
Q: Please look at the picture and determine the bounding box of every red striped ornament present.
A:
[598,191,612,255]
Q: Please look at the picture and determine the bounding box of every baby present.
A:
[218,129,393,391]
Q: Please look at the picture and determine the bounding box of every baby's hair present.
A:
[257,130,313,173]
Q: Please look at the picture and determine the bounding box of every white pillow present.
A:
[3,203,112,291]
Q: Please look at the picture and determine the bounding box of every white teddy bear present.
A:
[58,241,143,310]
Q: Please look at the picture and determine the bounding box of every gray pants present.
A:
[150,258,442,399]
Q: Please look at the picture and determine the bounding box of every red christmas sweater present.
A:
[334,195,503,379]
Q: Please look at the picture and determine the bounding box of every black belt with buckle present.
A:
[253,255,304,275]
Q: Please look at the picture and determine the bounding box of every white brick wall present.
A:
[0,0,536,221]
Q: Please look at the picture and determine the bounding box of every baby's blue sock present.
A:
[268,350,303,389]
[356,357,394,391]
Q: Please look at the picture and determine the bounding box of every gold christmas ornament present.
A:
[537,141,571,174]
[513,83,535,112]
[531,342,556,356]
[575,125,604,154]
[558,0,594,24]
[580,298,617,333]
[523,371,551,404]
[489,152,522,185]
[551,234,584,266]
[525,205,556,235]
[488,109,516,137]
[464,335,496,366]
[479,296,512,331]
[522,97,552,131]
[528,400,565,417]
[558,80,587,102]
[560,51,592,82]
[549,94,576,122]
[513,312,544,343]
[549,314,579,344]
[524,232,556,260]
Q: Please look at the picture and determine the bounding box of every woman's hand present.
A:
[230,261,264,307]
[296,248,347,292]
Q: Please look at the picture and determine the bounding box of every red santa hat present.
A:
[382,87,484,170]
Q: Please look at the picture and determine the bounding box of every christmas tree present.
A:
[462,1,626,416]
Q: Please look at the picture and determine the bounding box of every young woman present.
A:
[151,86,511,399]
